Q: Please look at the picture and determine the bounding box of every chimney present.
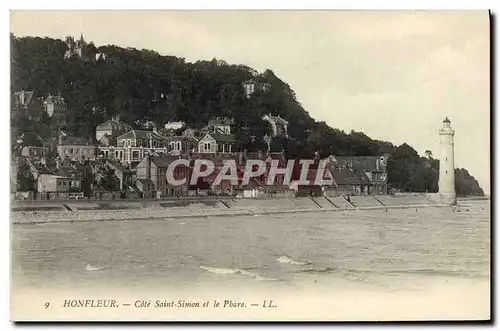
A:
[147,155,152,180]
[238,151,243,165]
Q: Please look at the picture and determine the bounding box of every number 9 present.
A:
[44,302,50,309]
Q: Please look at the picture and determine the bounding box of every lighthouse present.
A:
[438,117,456,205]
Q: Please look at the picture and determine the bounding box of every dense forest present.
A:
[10,34,485,196]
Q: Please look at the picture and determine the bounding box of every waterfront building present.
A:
[136,155,190,197]
[327,154,390,195]
[37,174,70,193]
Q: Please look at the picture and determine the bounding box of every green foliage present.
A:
[16,161,36,191]
[100,169,120,192]
[10,35,485,196]
[455,168,485,197]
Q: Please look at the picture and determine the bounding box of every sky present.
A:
[10,10,491,193]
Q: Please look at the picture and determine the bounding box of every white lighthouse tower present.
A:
[438,117,456,205]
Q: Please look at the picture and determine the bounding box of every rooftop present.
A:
[118,130,168,141]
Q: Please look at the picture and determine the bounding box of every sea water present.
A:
[11,200,490,320]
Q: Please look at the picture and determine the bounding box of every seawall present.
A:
[10,195,461,224]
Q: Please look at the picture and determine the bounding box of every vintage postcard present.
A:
[10,10,491,321]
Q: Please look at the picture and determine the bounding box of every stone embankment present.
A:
[11,195,449,224]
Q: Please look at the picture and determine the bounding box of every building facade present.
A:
[207,117,234,135]
[99,130,169,163]
[21,146,48,158]
[328,154,389,195]
[167,136,198,155]
[95,115,132,141]
[57,135,96,161]
[37,174,70,193]
[198,133,236,154]
[262,113,289,137]
[136,155,191,197]
[164,121,186,131]
[64,34,96,61]
[43,94,67,127]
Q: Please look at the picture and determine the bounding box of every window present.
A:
[177,142,181,151]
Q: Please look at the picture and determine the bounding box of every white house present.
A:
[164,121,186,131]
[198,133,236,154]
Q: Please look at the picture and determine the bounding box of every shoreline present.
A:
[11,202,454,225]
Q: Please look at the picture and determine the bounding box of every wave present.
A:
[199,266,240,275]
[199,266,277,281]
[85,264,105,271]
[300,267,341,274]
[276,255,310,266]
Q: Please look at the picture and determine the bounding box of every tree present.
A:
[10,34,485,196]
[16,161,36,191]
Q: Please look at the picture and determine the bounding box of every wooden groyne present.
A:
[10,195,455,225]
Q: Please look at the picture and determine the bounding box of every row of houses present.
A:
[51,113,288,165]
[14,138,390,199]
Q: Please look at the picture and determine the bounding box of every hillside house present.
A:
[57,134,96,161]
[262,113,288,137]
[43,94,67,128]
[164,121,186,131]
[12,90,43,120]
[100,130,169,163]
[21,146,48,159]
[207,117,234,135]
[95,114,132,141]
[242,80,272,98]
[64,34,97,61]
[198,133,236,154]
[167,136,198,155]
